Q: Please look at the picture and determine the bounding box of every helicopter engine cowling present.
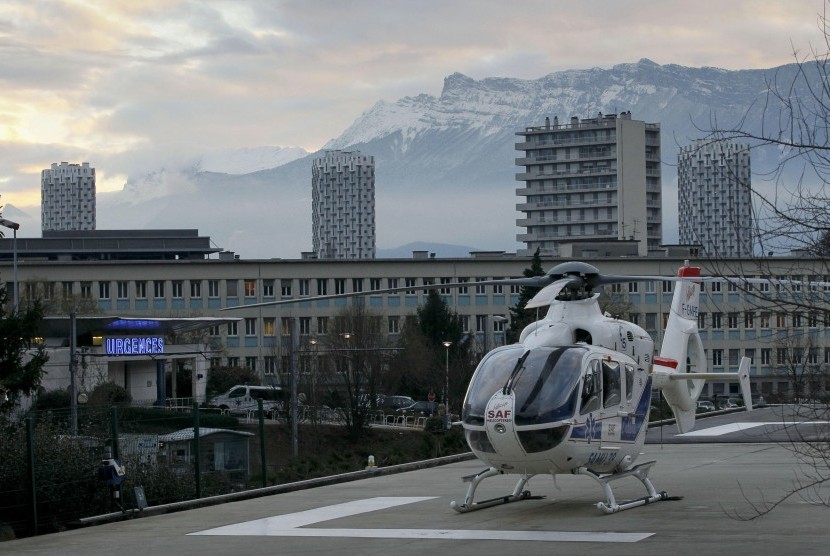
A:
[519,293,653,361]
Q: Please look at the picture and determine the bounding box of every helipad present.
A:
[4,408,830,555]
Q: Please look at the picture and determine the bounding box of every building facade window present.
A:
[208,280,220,297]
[244,279,256,297]
[153,280,165,298]
[475,278,487,294]
[264,356,277,375]
[98,281,110,299]
[226,280,238,297]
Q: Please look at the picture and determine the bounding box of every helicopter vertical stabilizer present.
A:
[652,265,706,433]
[652,265,755,433]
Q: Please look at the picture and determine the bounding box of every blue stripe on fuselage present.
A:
[620,377,652,441]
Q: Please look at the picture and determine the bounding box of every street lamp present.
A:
[442,340,452,429]
[0,218,19,314]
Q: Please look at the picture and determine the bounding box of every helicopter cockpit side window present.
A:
[602,359,621,407]
[580,359,602,414]
[625,364,635,402]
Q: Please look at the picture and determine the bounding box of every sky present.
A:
[1,0,828,239]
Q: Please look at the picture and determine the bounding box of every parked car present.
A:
[209,385,285,414]
[696,400,716,412]
[720,397,743,409]
[397,401,438,416]
[380,395,416,412]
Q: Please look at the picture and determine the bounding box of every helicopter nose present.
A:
[484,391,523,457]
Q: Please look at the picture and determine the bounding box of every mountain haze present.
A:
[89,59,804,259]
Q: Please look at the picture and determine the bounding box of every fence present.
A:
[0,401,452,540]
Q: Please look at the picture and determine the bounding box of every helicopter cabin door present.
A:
[579,357,626,450]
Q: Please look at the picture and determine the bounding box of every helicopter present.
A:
[448,260,752,514]
[226,259,768,515]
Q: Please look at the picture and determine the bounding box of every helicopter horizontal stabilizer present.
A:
[664,357,752,408]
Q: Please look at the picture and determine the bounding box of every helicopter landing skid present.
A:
[575,460,668,513]
[450,467,536,513]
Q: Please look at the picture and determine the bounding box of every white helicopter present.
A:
[449,260,752,514]
[227,260,761,514]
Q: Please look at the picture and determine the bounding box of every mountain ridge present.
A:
[25,59,812,258]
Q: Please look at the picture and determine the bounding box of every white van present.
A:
[209,385,285,414]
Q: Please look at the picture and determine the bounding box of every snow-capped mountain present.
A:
[198,146,308,175]
[97,59,807,259]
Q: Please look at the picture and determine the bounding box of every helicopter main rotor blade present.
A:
[525,277,581,309]
[221,276,554,311]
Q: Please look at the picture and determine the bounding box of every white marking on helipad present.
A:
[189,496,653,542]
[678,421,830,437]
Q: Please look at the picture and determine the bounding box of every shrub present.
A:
[88,382,132,407]
[31,389,71,411]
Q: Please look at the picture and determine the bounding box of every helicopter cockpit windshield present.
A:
[463,345,586,426]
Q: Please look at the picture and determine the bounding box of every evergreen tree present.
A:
[391,290,474,409]
[0,286,49,414]
[506,248,546,343]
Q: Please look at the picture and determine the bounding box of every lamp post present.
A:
[442,340,452,429]
[308,337,319,413]
[0,218,19,314]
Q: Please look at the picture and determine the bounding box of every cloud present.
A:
[0,0,827,247]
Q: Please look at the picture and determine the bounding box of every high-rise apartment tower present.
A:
[678,140,753,257]
[41,161,96,231]
[515,112,662,257]
[311,150,376,259]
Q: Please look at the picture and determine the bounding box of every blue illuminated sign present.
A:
[105,336,165,356]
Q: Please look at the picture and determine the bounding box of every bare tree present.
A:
[322,303,393,440]
[702,4,830,517]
